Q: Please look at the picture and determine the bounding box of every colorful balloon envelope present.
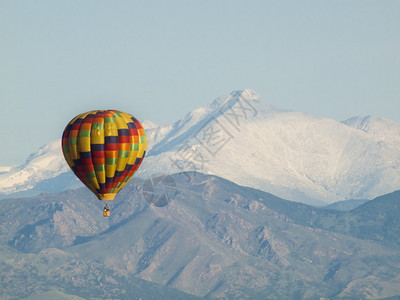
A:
[61,110,147,200]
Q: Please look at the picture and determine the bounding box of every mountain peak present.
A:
[142,120,158,130]
[240,88,262,100]
[208,89,261,111]
[342,115,400,146]
[24,140,62,166]
[342,115,373,132]
[0,139,71,196]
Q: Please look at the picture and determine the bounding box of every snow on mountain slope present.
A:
[342,115,400,149]
[0,166,12,174]
[1,89,400,204]
[141,120,158,130]
[139,89,400,205]
[0,140,74,196]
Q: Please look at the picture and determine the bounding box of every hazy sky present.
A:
[1,0,399,166]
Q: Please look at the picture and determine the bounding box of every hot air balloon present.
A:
[61,110,147,216]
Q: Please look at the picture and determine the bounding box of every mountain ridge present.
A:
[1,172,400,299]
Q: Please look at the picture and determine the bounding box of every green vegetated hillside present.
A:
[1,172,400,299]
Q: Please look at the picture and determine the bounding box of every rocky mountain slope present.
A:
[1,173,400,299]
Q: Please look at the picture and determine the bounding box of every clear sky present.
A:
[1,0,399,166]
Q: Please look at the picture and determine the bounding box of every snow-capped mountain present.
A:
[1,89,400,204]
[0,140,79,198]
[139,89,400,204]
[342,115,400,148]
